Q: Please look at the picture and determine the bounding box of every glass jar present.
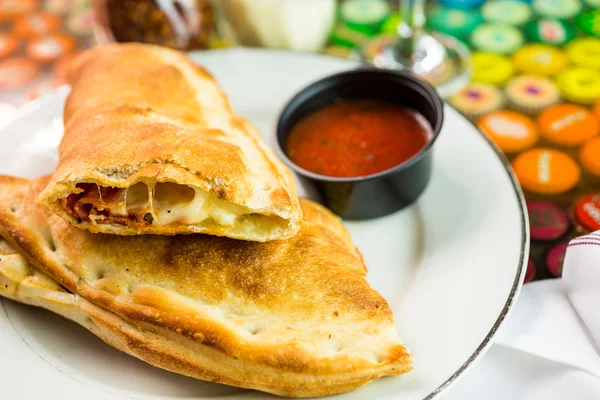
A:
[212,0,336,52]
[93,0,214,50]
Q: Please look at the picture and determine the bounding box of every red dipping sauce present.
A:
[286,99,433,178]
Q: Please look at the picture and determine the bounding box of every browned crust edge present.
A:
[0,177,412,397]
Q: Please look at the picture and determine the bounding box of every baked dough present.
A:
[0,176,412,398]
[36,43,302,242]
[0,238,128,353]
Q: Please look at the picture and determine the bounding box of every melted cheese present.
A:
[110,189,128,217]
[153,186,242,226]
[107,182,151,217]
[94,182,247,227]
[128,182,151,210]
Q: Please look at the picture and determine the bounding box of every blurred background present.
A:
[0,0,599,284]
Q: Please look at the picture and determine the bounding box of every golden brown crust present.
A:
[0,176,412,397]
[36,43,302,241]
[0,247,412,397]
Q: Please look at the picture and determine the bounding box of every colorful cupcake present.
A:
[557,67,600,106]
[512,44,568,77]
[478,110,538,154]
[472,52,515,86]
[448,83,505,120]
[504,75,561,115]
[471,23,524,55]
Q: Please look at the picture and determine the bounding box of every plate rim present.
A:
[0,48,530,400]
[421,115,530,399]
[192,51,530,399]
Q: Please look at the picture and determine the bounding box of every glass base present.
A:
[361,32,472,98]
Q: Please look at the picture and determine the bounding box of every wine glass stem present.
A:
[395,0,426,59]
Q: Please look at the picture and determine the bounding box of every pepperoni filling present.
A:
[60,183,153,227]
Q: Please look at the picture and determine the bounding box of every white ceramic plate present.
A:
[0,50,528,400]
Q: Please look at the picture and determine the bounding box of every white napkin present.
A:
[563,232,600,353]
[443,231,600,399]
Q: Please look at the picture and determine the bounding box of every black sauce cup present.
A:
[275,68,444,220]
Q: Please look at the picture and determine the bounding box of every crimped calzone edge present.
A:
[0,175,412,398]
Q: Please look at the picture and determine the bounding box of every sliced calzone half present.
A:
[0,237,128,352]
[36,43,301,241]
[0,176,412,398]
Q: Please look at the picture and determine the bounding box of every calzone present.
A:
[36,43,302,241]
[0,176,412,398]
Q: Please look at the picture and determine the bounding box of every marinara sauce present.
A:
[286,99,432,178]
